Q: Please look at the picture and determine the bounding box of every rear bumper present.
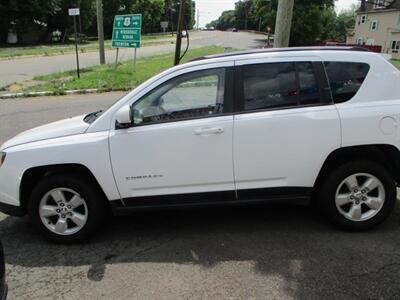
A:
[0,202,24,217]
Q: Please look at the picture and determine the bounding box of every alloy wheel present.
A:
[335,173,385,222]
[39,188,88,235]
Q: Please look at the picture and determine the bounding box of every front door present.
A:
[109,67,236,204]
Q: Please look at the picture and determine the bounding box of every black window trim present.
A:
[234,61,334,116]
[120,67,235,129]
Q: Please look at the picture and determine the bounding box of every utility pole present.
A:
[96,0,106,64]
[273,0,294,48]
[197,9,200,30]
[174,0,185,65]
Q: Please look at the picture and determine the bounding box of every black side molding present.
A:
[110,187,312,215]
[0,202,25,217]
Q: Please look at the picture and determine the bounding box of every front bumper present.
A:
[0,202,24,217]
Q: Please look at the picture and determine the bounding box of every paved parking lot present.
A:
[1,93,400,299]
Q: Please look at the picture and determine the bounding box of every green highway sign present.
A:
[112,14,142,48]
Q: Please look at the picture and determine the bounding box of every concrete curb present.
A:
[0,88,101,99]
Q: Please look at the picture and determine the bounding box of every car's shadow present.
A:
[1,202,400,299]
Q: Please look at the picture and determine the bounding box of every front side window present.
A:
[242,62,323,111]
[132,68,225,125]
[324,62,370,103]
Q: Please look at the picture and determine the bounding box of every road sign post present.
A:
[160,21,168,33]
[68,8,81,78]
[112,14,142,72]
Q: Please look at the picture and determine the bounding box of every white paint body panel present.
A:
[233,106,341,190]
[110,116,235,198]
[1,48,400,209]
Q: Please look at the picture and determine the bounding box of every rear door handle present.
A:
[194,127,224,135]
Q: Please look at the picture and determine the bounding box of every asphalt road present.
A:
[1,92,400,299]
[0,31,267,87]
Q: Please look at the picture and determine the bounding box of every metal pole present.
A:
[197,9,200,30]
[174,0,185,65]
[73,15,80,78]
[134,48,137,72]
[96,0,106,64]
[273,0,294,48]
[115,48,119,68]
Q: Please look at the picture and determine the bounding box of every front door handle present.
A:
[194,127,224,135]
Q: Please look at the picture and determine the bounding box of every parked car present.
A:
[1,47,400,243]
[0,241,7,300]
[232,28,238,32]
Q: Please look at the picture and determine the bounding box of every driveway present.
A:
[1,93,400,299]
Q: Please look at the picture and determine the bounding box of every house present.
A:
[346,0,400,58]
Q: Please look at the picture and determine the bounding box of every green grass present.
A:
[22,46,226,93]
[391,59,400,69]
[0,34,175,59]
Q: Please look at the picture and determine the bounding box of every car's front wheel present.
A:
[319,160,397,231]
[28,174,107,243]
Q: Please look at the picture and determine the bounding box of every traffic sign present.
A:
[160,21,168,33]
[68,8,80,16]
[112,14,142,48]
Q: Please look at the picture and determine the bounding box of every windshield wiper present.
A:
[84,110,103,124]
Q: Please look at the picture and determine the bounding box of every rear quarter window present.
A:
[324,62,370,103]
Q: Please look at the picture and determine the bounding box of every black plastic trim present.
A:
[313,61,333,104]
[111,187,312,214]
[0,202,25,217]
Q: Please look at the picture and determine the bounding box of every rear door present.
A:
[233,56,341,200]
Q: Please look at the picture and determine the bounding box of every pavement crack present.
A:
[347,262,400,278]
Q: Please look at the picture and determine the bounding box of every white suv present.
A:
[1,47,399,243]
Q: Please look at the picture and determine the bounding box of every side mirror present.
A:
[115,105,132,128]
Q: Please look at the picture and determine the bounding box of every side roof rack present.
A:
[189,46,370,62]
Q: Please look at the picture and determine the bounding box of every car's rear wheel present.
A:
[28,174,107,243]
[318,160,397,231]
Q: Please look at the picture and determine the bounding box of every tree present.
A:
[207,10,236,30]
[207,0,341,46]
[331,8,356,42]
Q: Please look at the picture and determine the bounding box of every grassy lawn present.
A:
[0,34,175,59]
[391,59,400,69]
[14,46,226,94]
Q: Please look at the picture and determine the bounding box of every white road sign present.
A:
[68,8,80,16]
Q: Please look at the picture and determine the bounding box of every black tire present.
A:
[28,174,108,243]
[318,160,396,231]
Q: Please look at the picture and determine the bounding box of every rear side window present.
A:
[324,62,370,103]
[243,62,298,110]
[297,62,321,105]
[242,62,323,111]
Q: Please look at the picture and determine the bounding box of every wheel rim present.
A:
[335,173,385,222]
[39,188,88,235]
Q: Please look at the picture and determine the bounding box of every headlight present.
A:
[0,152,6,168]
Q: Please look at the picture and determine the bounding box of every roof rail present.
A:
[189,46,370,62]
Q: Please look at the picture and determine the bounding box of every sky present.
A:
[195,0,359,27]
